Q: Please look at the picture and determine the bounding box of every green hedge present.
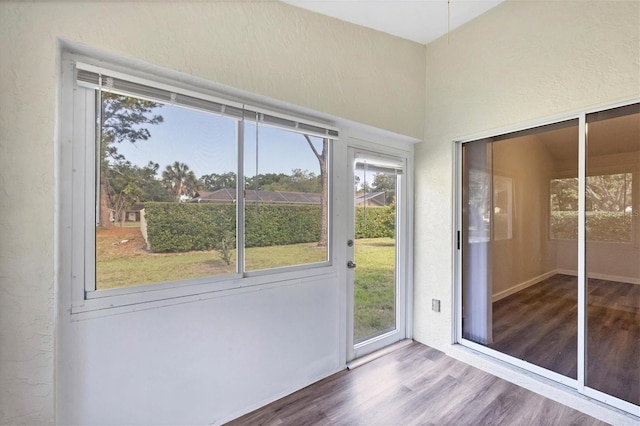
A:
[244,204,322,247]
[145,203,395,253]
[551,211,632,241]
[144,202,395,253]
[355,206,395,239]
[144,203,236,252]
[144,202,323,252]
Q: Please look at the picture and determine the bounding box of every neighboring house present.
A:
[192,189,321,204]
[355,191,385,207]
[193,189,383,206]
[125,202,144,222]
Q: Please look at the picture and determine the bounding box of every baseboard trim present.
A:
[556,269,640,285]
[493,270,640,302]
[492,270,557,302]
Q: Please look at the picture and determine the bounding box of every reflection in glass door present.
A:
[349,148,406,359]
[461,120,580,380]
[585,104,640,406]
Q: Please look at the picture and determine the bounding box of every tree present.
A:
[245,173,290,191]
[303,135,329,247]
[99,92,163,226]
[586,173,632,212]
[162,161,198,201]
[106,161,173,226]
[371,173,397,205]
[254,169,321,193]
[199,172,237,191]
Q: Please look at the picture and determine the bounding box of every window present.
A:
[550,173,633,242]
[69,61,337,304]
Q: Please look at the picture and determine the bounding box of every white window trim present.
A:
[60,52,339,315]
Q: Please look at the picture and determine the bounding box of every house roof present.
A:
[354,191,386,205]
[192,189,321,205]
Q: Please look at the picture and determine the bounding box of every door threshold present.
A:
[347,339,413,370]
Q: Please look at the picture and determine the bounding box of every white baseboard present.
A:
[494,270,640,302]
[556,269,640,285]
[492,270,557,302]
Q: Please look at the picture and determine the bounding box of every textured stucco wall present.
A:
[414,0,640,350]
[0,2,424,423]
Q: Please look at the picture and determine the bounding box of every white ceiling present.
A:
[281,0,504,45]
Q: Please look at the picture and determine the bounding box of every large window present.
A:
[71,63,337,300]
[551,173,633,242]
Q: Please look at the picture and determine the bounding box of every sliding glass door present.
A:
[585,104,640,407]
[458,101,639,414]
[461,120,580,380]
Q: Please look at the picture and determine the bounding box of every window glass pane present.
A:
[551,173,633,242]
[353,161,398,343]
[96,92,238,290]
[243,122,329,271]
[462,119,580,379]
[586,104,640,405]
[550,177,579,240]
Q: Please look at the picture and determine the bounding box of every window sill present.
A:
[70,264,337,320]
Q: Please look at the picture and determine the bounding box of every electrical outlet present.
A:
[432,299,441,312]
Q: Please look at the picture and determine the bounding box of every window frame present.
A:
[61,54,338,315]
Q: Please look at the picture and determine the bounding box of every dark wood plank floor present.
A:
[489,274,639,405]
[226,342,606,426]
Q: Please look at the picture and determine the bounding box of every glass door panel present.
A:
[348,148,406,359]
[353,159,398,343]
[462,120,580,378]
[585,104,640,405]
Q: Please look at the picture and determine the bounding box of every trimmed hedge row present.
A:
[551,211,632,241]
[244,204,322,247]
[144,203,236,252]
[355,206,395,239]
[144,202,323,252]
[143,202,395,252]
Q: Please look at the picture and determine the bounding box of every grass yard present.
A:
[96,226,327,289]
[354,238,396,342]
[96,227,397,343]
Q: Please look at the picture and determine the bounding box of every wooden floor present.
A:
[489,275,639,405]
[227,342,606,426]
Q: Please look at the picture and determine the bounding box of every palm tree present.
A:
[162,161,197,201]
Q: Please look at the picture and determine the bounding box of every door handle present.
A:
[347,261,357,269]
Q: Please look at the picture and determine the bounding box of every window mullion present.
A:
[237,118,245,275]
[577,112,587,392]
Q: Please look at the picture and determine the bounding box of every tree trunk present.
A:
[318,139,329,247]
[99,169,111,227]
[304,135,329,248]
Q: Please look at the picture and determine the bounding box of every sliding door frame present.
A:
[453,98,640,416]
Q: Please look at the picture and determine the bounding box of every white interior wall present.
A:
[0,2,425,424]
[59,276,341,425]
[415,0,640,351]
[491,134,557,298]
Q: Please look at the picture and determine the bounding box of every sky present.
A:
[116,103,325,179]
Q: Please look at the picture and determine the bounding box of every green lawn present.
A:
[96,227,396,342]
[354,238,396,342]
